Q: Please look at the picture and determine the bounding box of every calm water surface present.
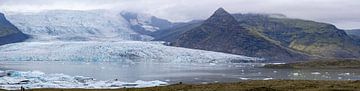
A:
[1,61,360,84]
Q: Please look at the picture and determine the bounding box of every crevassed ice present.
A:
[5,10,153,41]
[0,70,168,90]
[0,41,262,63]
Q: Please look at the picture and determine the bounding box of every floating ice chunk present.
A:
[338,73,351,76]
[292,73,300,76]
[263,78,273,80]
[0,70,168,90]
[239,77,250,80]
[209,63,217,66]
[311,72,321,75]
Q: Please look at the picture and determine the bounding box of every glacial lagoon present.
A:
[1,61,360,85]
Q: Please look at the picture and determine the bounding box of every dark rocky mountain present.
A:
[153,8,360,61]
[121,11,173,35]
[151,20,203,42]
[0,13,28,45]
[346,29,360,35]
[345,29,360,43]
[233,14,360,58]
[168,8,308,61]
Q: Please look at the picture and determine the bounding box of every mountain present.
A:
[232,13,360,58]
[5,10,153,41]
[345,29,360,42]
[0,10,261,63]
[154,8,360,61]
[151,20,203,42]
[345,29,360,37]
[168,8,308,61]
[346,29,360,34]
[0,13,28,45]
[121,11,173,35]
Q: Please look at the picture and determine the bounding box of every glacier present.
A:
[4,10,153,41]
[0,10,264,89]
[121,11,173,34]
[0,41,262,63]
[0,70,168,90]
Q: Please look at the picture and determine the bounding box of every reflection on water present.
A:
[0,61,360,84]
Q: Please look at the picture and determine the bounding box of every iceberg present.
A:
[0,70,168,90]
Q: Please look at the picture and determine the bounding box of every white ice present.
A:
[0,41,262,63]
[0,70,168,90]
[5,10,153,41]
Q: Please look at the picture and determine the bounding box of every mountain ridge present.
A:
[170,8,308,61]
[0,12,28,45]
[154,8,360,61]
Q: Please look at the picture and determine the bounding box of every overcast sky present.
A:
[0,0,359,29]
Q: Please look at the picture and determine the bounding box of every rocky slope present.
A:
[345,29,360,42]
[346,29,360,35]
[233,14,360,58]
[154,8,360,61]
[169,8,308,61]
[151,20,203,42]
[0,13,28,45]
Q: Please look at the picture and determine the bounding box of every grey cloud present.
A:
[0,0,359,29]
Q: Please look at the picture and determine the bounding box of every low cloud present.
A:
[0,0,359,29]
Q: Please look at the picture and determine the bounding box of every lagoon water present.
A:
[1,61,360,84]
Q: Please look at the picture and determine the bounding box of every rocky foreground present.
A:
[264,59,360,69]
[10,80,360,91]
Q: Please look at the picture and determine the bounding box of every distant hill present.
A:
[232,13,360,58]
[153,8,360,61]
[0,13,28,45]
[345,29,360,35]
[345,29,360,42]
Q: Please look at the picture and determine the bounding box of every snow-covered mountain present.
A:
[121,11,173,35]
[5,10,153,41]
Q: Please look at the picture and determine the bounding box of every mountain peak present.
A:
[205,8,238,25]
[0,12,4,17]
[214,8,228,14]
[212,7,232,17]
